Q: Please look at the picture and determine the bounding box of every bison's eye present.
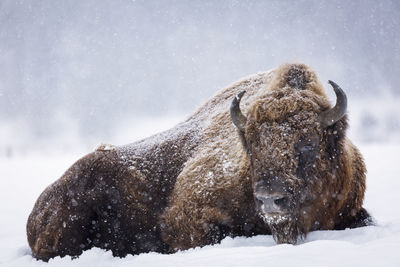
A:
[296,136,319,165]
[299,144,315,154]
[297,144,317,162]
[296,138,319,179]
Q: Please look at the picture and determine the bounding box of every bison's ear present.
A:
[230,91,247,134]
[318,80,347,127]
[325,113,348,158]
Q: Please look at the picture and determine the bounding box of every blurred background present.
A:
[0,0,399,157]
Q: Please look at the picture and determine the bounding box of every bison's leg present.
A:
[348,207,374,228]
[160,150,265,251]
[334,207,374,230]
[160,204,233,251]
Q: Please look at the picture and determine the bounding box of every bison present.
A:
[27,63,373,261]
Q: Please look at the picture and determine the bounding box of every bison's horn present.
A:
[230,91,247,133]
[319,80,347,127]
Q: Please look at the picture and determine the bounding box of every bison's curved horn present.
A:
[230,91,247,133]
[319,80,347,127]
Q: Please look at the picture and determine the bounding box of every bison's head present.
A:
[231,66,348,244]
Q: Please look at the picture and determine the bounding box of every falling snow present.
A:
[0,1,399,266]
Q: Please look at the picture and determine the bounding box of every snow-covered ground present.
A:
[1,136,400,266]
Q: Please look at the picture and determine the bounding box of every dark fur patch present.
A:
[286,65,312,90]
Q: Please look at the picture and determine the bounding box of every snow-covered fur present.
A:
[27,63,372,261]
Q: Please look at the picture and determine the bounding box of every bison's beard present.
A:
[261,214,302,244]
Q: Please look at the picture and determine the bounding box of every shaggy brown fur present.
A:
[27,63,372,261]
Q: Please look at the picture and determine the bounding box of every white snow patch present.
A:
[94,143,116,152]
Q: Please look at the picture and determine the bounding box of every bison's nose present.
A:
[255,194,290,213]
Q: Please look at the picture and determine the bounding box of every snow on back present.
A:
[107,70,274,182]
